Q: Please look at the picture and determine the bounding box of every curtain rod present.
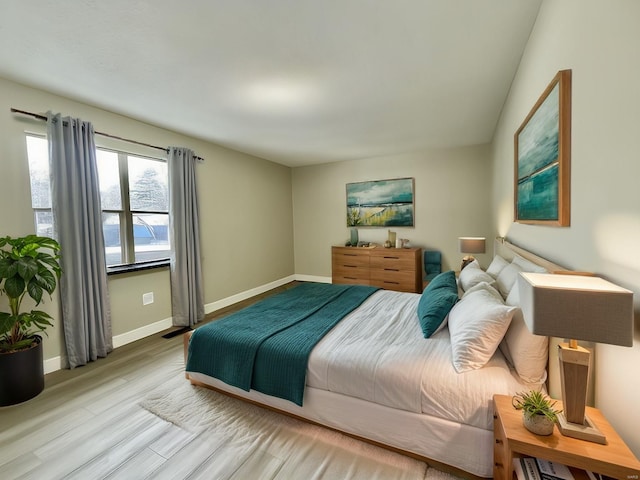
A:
[10,108,204,162]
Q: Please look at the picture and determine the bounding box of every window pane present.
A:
[26,136,51,209]
[34,211,54,238]
[97,150,122,210]
[103,212,123,266]
[128,156,168,211]
[133,213,170,263]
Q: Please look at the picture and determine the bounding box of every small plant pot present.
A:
[523,413,554,436]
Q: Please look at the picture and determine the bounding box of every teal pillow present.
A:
[417,270,459,338]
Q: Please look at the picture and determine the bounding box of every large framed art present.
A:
[346,177,414,227]
[514,69,571,226]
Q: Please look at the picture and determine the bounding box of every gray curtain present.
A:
[47,113,113,368]
[168,147,204,327]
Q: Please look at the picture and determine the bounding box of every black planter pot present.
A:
[0,336,45,406]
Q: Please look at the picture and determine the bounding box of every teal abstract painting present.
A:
[346,178,414,227]
[515,70,571,226]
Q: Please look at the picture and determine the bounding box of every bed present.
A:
[184,238,568,479]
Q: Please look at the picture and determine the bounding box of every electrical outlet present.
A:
[142,292,154,305]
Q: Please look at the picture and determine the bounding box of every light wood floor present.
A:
[0,283,298,480]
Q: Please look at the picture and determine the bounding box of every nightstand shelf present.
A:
[493,394,640,480]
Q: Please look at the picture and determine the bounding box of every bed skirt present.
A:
[186,371,492,479]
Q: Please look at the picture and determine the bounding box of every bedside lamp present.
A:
[458,237,486,270]
[518,272,634,444]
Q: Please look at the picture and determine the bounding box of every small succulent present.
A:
[512,390,562,422]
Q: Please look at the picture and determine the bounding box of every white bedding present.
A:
[186,288,527,477]
[307,289,540,430]
[187,241,561,477]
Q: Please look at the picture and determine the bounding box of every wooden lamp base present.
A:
[558,341,607,444]
[557,412,606,444]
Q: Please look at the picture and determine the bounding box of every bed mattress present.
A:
[307,289,537,430]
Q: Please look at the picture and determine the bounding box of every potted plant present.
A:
[512,390,562,436]
[0,235,62,406]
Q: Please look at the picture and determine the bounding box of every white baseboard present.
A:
[203,274,332,314]
[294,274,331,284]
[112,316,174,349]
[204,275,297,314]
[44,356,62,375]
[43,316,173,374]
[44,274,329,374]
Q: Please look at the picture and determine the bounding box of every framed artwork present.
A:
[514,69,571,226]
[346,177,414,227]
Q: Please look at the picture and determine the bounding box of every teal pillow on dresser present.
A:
[417,270,459,338]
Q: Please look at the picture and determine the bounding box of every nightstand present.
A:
[493,394,640,480]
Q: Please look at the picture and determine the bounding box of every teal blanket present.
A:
[186,283,378,406]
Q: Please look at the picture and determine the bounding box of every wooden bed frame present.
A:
[183,237,570,479]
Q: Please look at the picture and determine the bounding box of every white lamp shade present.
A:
[458,237,486,254]
[518,272,634,347]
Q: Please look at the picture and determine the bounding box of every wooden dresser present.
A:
[331,246,422,293]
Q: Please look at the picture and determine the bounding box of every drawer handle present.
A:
[344,265,358,268]
[383,256,400,260]
[345,277,358,280]
[383,281,400,285]
[494,462,503,468]
[495,439,503,445]
[344,253,358,257]
[384,268,400,272]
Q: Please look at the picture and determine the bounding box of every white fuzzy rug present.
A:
[141,375,461,480]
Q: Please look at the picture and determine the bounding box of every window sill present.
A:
[107,259,170,276]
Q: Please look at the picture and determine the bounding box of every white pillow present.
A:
[498,311,548,383]
[448,282,517,373]
[511,253,548,273]
[505,281,520,306]
[495,261,523,298]
[499,282,549,383]
[486,255,509,279]
[458,260,495,292]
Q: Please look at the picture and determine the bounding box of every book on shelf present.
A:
[513,457,609,480]
[514,457,573,480]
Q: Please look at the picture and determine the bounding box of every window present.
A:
[26,135,54,238]
[26,134,171,268]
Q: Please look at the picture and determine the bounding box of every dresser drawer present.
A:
[332,264,370,284]
[369,250,418,271]
[332,252,370,269]
[370,269,417,292]
[332,275,371,286]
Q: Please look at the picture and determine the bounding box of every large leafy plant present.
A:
[0,235,62,353]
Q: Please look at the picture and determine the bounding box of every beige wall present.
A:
[0,77,294,365]
[491,0,640,455]
[292,145,493,279]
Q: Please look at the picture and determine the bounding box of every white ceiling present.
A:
[0,1,542,167]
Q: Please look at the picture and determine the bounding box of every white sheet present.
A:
[307,289,541,430]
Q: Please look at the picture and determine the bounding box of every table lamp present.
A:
[458,237,486,270]
[518,272,634,444]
